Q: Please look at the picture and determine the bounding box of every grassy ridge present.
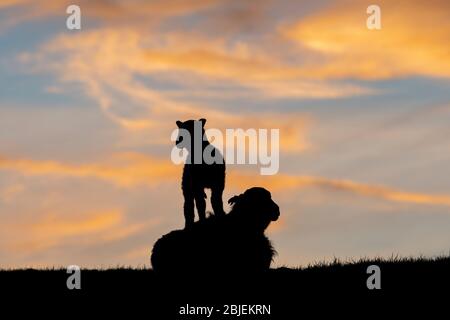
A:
[2,256,448,316]
[2,255,449,291]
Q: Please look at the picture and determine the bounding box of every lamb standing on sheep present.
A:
[151,187,280,274]
[175,119,226,228]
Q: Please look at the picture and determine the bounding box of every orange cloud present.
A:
[141,43,375,96]
[284,0,450,79]
[0,209,122,253]
[228,173,450,207]
[30,210,122,237]
[0,207,162,259]
[0,153,179,187]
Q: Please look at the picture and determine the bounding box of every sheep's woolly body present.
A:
[151,187,280,274]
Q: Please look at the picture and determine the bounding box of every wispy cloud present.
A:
[2,153,450,208]
[0,209,122,253]
[0,153,178,187]
[0,0,219,30]
[20,28,372,127]
[9,0,450,80]
[232,173,450,207]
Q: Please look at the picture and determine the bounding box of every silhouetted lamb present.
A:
[175,118,226,228]
[151,187,280,274]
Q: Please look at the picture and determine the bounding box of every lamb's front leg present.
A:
[194,189,207,221]
[211,187,225,217]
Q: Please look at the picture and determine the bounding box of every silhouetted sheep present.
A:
[151,187,280,274]
[175,118,226,228]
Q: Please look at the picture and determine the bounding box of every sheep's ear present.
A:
[199,118,206,127]
[228,195,240,205]
[176,120,183,128]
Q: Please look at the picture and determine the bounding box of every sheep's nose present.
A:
[272,203,280,221]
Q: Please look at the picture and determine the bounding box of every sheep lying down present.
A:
[151,187,280,274]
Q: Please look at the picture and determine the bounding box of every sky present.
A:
[0,0,449,268]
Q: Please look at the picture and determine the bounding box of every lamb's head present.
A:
[175,118,206,150]
[228,187,280,232]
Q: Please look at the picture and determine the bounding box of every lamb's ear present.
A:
[176,120,183,128]
[199,118,206,127]
[228,195,241,205]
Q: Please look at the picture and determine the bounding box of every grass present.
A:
[2,254,450,291]
[2,256,448,316]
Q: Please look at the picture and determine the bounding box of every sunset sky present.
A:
[0,0,449,268]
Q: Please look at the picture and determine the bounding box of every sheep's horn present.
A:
[228,195,241,205]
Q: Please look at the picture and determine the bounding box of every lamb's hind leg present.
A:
[194,189,207,221]
[183,193,195,228]
[211,187,225,217]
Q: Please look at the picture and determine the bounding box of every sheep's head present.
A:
[228,187,280,232]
